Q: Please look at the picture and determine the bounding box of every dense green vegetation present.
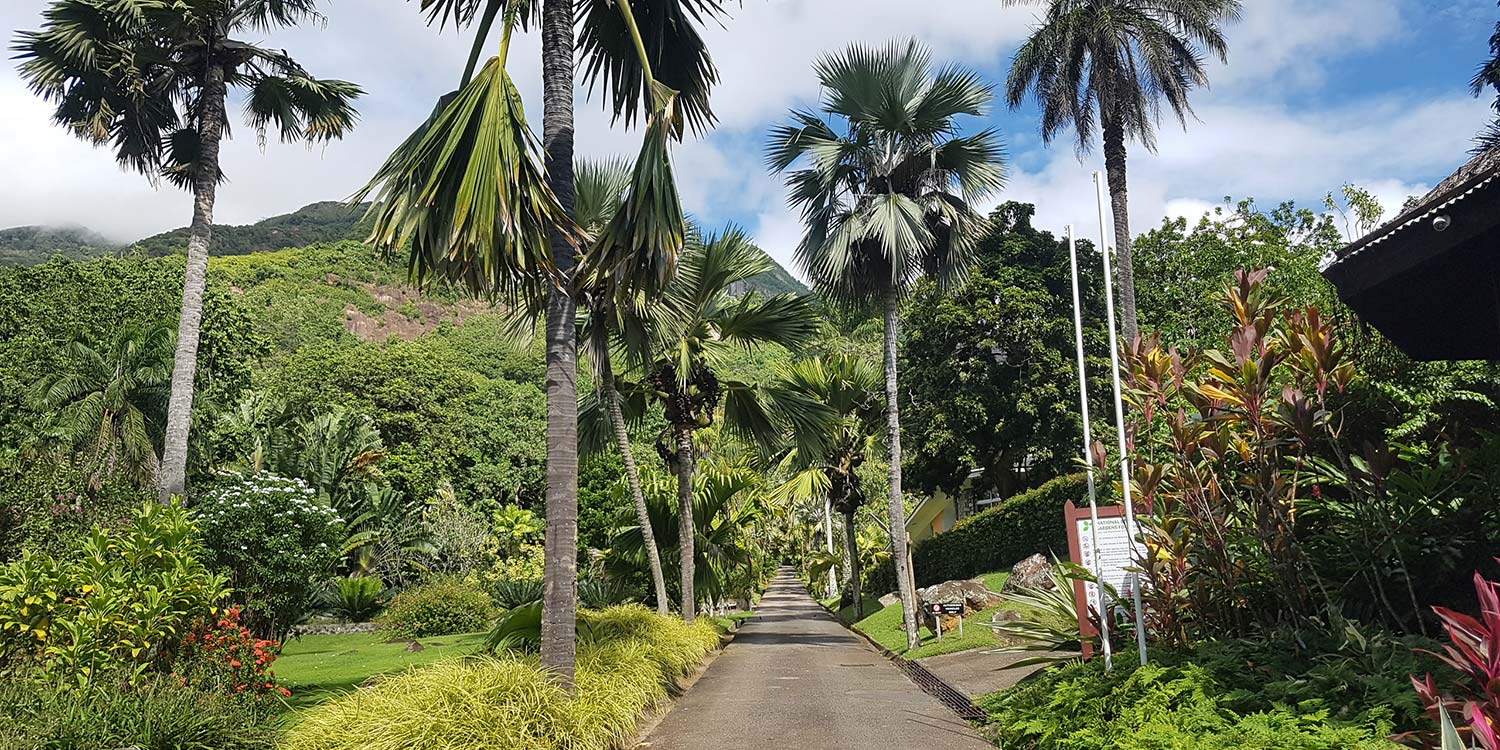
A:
[0,225,120,266]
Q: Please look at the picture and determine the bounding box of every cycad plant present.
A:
[769,40,1006,650]
[14,0,363,502]
[369,0,731,685]
[1004,0,1242,339]
[762,356,882,619]
[27,325,174,489]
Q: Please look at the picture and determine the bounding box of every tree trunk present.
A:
[882,295,920,651]
[1102,116,1139,342]
[158,63,228,504]
[674,424,697,622]
[602,361,670,617]
[843,507,863,621]
[540,0,579,689]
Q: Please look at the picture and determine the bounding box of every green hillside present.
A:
[1,201,807,295]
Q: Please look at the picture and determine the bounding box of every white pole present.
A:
[1094,171,1150,667]
[824,498,838,600]
[1066,224,1113,672]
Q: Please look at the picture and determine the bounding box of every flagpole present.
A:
[1066,224,1113,671]
[1094,171,1150,667]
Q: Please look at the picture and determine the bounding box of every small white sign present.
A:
[1075,516,1146,612]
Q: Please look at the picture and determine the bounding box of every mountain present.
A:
[0,225,123,266]
[0,201,809,295]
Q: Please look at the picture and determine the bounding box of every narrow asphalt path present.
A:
[641,569,992,749]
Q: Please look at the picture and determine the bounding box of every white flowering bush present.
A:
[194,472,344,640]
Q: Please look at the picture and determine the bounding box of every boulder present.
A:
[916,579,1004,633]
[878,592,901,609]
[1001,553,1055,595]
[404,641,426,652]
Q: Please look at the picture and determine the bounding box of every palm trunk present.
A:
[843,507,863,621]
[1101,116,1139,342]
[158,64,227,503]
[602,360,670,617]
[882,295,919,651]
[674,424,697,622]
[540,0,579,688]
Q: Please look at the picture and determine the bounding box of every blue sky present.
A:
[1,0,1496,276]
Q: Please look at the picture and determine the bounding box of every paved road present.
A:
[641,569,992,749]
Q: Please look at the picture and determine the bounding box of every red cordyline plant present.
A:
[1405,567,1500,750]
[1120,269,1357,644]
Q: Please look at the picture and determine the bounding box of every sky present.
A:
[1,0,1497,277]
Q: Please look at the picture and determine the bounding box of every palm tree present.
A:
[768,40,1006,650]
[14,0,363,503]
[605,461,763,612]
[763,356,882,619]
[1471,5,1500,152]
[1004,0,1241,339]
[574,158,673,617]
[591,229,819,620]
[27,325,174,489]
[366,0,732,686]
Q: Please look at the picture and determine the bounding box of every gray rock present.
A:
[878,593,901,608]
[916,579,1004,633]
[404,640,426,652]
[1001,553,1055,595]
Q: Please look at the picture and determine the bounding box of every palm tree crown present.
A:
[14,0,362,186]
[1004,0,1241,154]
[767,39,1006,306]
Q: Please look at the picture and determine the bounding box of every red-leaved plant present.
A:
[1407,566,1500,749]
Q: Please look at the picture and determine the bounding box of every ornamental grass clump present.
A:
[283,606,722,750]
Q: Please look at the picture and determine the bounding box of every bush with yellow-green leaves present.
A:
[283,605,723,750]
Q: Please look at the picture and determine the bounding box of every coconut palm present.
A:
[27,325,174,489]
[14,0,363,503]
[768,39,1006,650]
[1004,0,1241,339]
[763,356,883,619]
[368,0,733,685]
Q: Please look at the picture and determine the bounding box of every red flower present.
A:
[230,660,242,668]
[279,687,292,697]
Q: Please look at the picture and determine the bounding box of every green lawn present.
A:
[275,630,489,708]
[826,571,1017,659]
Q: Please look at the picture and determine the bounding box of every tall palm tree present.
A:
[763,356,883,619]
[27,325,174,489]
[768,40,1006,650]
[593,229,819,620]
[14,0,363,503]
[366,0,732,686]
[1004,0,1241,340]
[1471,4,1500,152]
[574,157,672,617]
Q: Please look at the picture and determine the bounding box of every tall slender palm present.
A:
[597,229,819,620]
[769,40,1006,651]
[14,0,362,503]
[27,325,174,489]
[763,356,883,620]
[1004,0,1241,340]
[367,0,731,685]
[574,157,672,617]
[1471,4,1500,152]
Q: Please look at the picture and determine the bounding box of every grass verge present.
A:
[275,630,489,708]
[825,571,1015,659]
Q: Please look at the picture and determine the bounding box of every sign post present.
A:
[928,602,966,641]
[1064,501,1147,659]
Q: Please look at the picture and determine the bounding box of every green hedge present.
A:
[865,473,1089,595]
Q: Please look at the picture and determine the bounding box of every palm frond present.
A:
[577,0,730,135]
[354,55,574,301]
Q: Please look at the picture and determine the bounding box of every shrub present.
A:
[379,576,493,638]
[1408,569,1500,750]
[488,577,543,610]
[0,501,227,684]
[865,473,1087,594]
[324,576,385,622]
[0,674,278,750]
[982,629,1444,750]
[283,606,721,750]
[174,605,288,704]
[194,471,344,640]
